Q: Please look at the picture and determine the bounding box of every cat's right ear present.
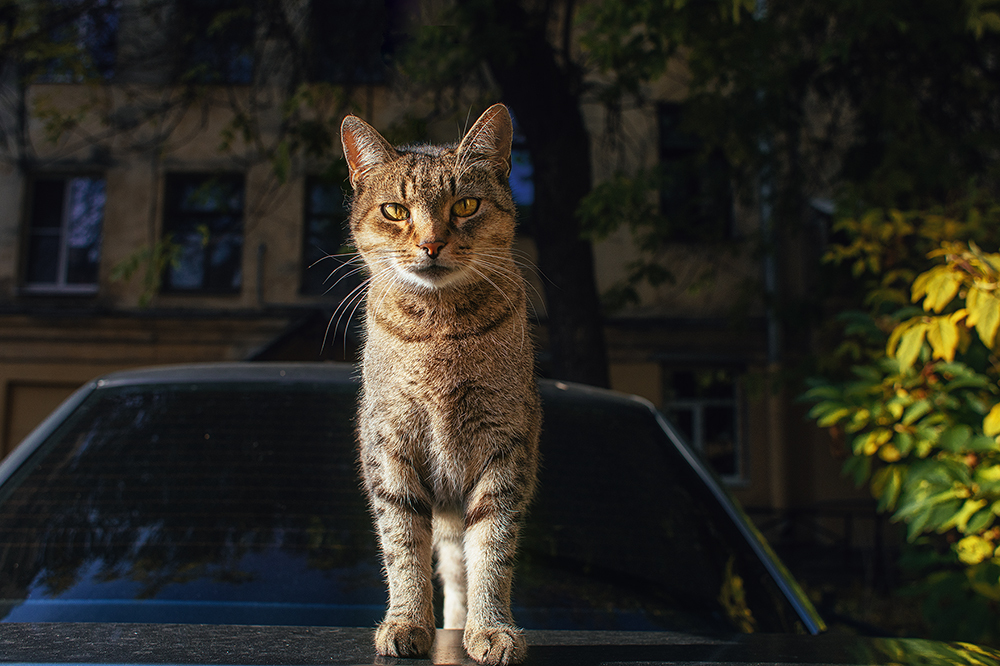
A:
[341,116,399,189]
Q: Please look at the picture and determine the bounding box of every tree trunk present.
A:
[463,0,610,388]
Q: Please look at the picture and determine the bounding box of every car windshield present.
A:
[0,378,804,634]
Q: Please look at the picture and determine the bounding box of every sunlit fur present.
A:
[341,104,540,666]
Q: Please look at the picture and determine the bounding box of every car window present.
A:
[0,382,384,626]
[0,379,803,634]
[518,388,804,634]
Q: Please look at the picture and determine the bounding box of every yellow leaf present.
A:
[926,316,960,361]
[919,268,961,313]
[911,268,935,304]
[879,444,902,462]
[957,534,994,565]
[894,322,928,370]
[985,404,1000,437]
[969,288,1000,348]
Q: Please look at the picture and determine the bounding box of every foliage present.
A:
[805,241,1000,643]
[109,235,183,308]
[577,0,1000,308]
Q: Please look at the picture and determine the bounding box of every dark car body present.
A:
[0,362,996,665]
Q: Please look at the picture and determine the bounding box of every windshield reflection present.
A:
[0,384,383,625]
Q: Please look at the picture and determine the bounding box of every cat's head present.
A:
[340,104,516,292]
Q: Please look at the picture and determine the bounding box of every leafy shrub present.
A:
[806,241,1000,643]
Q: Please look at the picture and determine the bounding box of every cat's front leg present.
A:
[434,509,468,629]
[462,471,531,666]
[363,451,436,657]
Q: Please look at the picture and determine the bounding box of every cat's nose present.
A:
[419,240,447,259]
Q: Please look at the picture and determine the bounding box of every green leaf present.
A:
[902,399,932,425]
[967,435,1000,452]
[939,424,973,452]
[940,498,988,533]
[817,407,851,428]
[965,507,995,535]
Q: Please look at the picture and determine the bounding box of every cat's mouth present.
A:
[411,264,456,281]
[396,260,469,290]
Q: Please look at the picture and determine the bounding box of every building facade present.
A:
[0,0,875,555]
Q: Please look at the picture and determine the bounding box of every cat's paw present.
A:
[463,625,527,666]
[374,619,434,657]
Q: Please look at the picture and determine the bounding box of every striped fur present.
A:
[341,104,540,666]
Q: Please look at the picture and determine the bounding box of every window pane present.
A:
[64,178,105,284]
[301,179,346,296]
[30,180,66,229]
[308,0,385,83]
[176,0,254,84]
[163,174,244,294]
[704,405,738,477]
[0,383,382,626]
[25,236,60,284]
[26,176,105,288]
[658,103,733,243]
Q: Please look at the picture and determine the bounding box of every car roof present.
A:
[0,624,997,666]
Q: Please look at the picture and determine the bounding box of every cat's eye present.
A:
[451,198,480,218]
[381,203,410,222]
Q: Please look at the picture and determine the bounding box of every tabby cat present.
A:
[340,104,541,666]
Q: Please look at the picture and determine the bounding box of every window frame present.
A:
[660,364,748,485]
[21,174,106,296]
[160,172,246,296]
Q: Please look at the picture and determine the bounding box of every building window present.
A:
[662,367,745,483]
[300,177,347,295]
[175,0,254,84]
[32,0,119,82]
[23,176,105,293]
[307,0,385,83]
[658,104,734,243]
[162,174,244,294]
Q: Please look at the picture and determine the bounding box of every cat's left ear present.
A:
[456,103,513,177]
[341,115,399,189]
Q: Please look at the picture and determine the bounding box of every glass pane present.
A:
[0,383,381,625]
[176,0,254,84]
[309,0,385,83]
[704,405,738,477]
[65,247,99,285]
[163,175,244,293]
[301,180,347,296]
[206,233,243,292]
[166,234,205,290]
[63,178,105,284]
[666,368,735,401]
[176,178,243,214]
[25,236,60,284]
[517,390,801,633]
[30,180,66,229]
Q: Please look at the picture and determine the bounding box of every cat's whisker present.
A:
[325,275,374,352]
[323,264,367,292]
[472,253,547,311]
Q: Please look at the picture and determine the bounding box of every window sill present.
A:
[20,284,99,296]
